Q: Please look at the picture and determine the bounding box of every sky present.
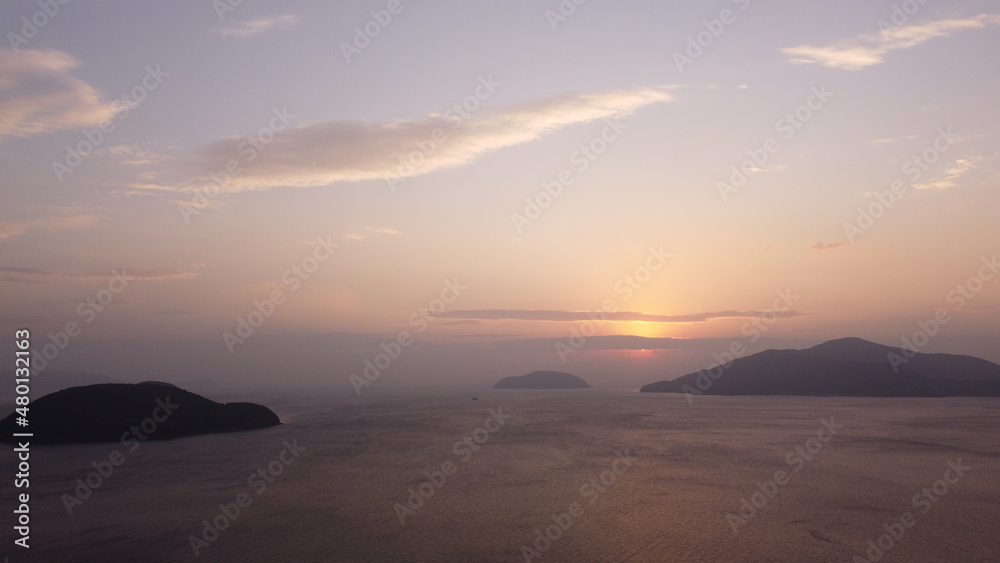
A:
[1,0,998,391]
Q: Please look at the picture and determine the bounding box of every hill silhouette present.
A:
[806,337,1000,381]
[23,370,116,397]
[1,383,280,444]
[640,338,1000,397]
[494,371,592,389]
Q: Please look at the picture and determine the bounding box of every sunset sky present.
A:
[2,0,998,390]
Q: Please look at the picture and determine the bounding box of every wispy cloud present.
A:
[497,335,766,352]
[365,226,401,235]
[0,267,199,284]
[341,227,401,241]
[214,14,298,38]
[0,206,102,242]
[123,270,201,281]
[782,14,1000,70]
[811,241,848,252]
[115,182,184,197]
[440,309,803,323]
[454,333,524,338]
[102,144,165,167]
[914,156,984,190]
[184,86,673,193]
[0,49,121,138]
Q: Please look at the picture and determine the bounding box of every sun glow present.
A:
[615,320,674,339]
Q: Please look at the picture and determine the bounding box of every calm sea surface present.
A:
[4,389,999,562]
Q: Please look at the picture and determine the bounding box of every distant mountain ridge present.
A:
[640,338,1000,397]
[806,337,1000,381]
[494,371,592,389]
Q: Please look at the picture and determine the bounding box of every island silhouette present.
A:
[494,371,592,389]
[640,337,1000,397]
[1,382,280,444]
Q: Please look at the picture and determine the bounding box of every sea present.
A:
[3,388,999,562]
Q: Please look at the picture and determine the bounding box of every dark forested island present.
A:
[494,371,592,389]
[1,382,280,444]
[640,337,1000,397]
